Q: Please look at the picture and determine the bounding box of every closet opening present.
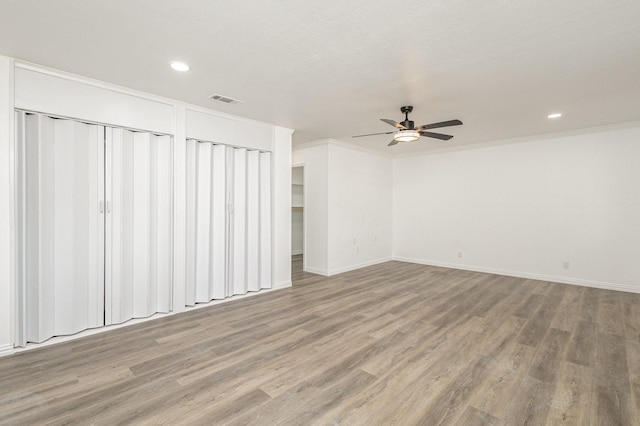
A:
[14,111,173,347]
[184,140,272,306]
[291,165,304,280]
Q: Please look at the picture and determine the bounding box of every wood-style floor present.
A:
[1,258,640,425]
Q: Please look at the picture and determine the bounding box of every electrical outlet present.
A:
[563,261,570,269]
[457,251,462,258]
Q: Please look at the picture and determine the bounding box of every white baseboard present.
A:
[0,344,14,358]
[303,266,329,276]
[392,256,640,294]
[327,257,393,276]
[274,280,292,289]
[303,257,393,277]
[10,284,293,356]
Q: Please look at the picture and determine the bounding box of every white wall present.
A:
[292,143,329,274]
[293,140,393,275]
[327,143,392,275]
[273,126,293,287]
[0,56,14,355]
[393,125,640,292]
[1,59,293,353]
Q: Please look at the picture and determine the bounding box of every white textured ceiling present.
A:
[1,0,640,155]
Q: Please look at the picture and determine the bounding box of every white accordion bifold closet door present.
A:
[17,113,173,344]
[19,113,105,343]
[184,141,271,306]
[106,128,172,324]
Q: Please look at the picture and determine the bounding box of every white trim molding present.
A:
[294,138,393,159]
[274,280,293,289]
[393,120,640,159]
[0,344,14,357]
[392,256,640,294]
[303,266,329,276]
[8,284,293,357]
[327,257,393,276]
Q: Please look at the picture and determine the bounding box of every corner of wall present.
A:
[273,126,292,288]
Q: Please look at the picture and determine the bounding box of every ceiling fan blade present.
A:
[352,131,395,138]
[387,139,399,146]
[417,119,463,131]
[420,131,454,141]
[381,118,407,130]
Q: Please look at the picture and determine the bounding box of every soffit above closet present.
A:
[1,1,640,155]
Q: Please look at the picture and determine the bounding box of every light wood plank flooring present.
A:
[1,261,640,425]
[291,254,309,282]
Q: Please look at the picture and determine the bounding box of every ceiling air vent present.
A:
[209,93,244,105]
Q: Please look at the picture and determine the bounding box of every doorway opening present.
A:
[291,165,304,280]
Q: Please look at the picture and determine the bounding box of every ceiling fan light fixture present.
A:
[352,106,461,144]
[394,130,420,142]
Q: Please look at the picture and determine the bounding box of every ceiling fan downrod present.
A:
[400,106,414,129]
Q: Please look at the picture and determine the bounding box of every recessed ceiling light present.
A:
[170,61,190,72]
[547,113,562,119]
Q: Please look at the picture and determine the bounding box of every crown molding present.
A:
[294,138,393,158]
[393,120,640,159]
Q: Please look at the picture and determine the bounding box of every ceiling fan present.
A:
[353,106,463,146]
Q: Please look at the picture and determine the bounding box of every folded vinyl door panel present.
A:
[211,144,227,300]
[107,129,172,323]
[232,148,247,295]
[23,114,104,342]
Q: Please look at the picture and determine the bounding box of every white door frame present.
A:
[291,163,306,272]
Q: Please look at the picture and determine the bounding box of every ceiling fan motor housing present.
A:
[400,106,414,129]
